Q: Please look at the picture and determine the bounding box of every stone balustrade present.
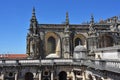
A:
[0,59,75,66]
[0,58,120,73]
[87,59,120,73]
[105,60,120,73]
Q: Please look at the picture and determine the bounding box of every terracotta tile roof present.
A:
[0,54,28,59]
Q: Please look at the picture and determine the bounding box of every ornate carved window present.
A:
[9,72,13,77]
[75,38,82,46]
[43,71,49,76]
[47,37,56,54]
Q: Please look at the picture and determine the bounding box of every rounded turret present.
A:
[73,44,87,59]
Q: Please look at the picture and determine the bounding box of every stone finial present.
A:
[114,16,118,23]
[31,7,37,20]
[79,41,81,45]
[66,12,69,25]
[29,7,38,34]
[88,14,96,36]
[90,14,94,25]
[113,16,119,32]
[32,7,35,17]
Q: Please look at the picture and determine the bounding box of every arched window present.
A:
[59,71,67,80]
[47,37,56,53]
[25,72,33,80]
[9,72,13,77]
[75,38,82,46]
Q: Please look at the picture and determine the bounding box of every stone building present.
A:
[0,8,120,80]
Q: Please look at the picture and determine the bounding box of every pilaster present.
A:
[1,72,4,80]
[15,72,18,80]
[51,71,54,80]
[71,71,75,80]
[82,71,86,80]
[38,71,42,80]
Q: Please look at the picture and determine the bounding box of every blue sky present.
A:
[0,0,120,54]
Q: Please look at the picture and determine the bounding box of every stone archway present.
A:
[88,74,93,80]
[58,71,67,80]
[25,72,34,80]
[4,72,14,80]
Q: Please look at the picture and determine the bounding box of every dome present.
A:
[74,45,86,52]
[73,45,87,59]
[46,53,59,58]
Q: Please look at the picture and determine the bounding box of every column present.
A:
[101,77,108,80]
[38,71,41,80]
[82,71,86,80]
[71,71,75,80]
[92,75,96,80]
[51,71,54,80]
[1,72,4,80]
[15,72,18,80]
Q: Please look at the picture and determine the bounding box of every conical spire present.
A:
[113,16,119,31]
[88,14,95,36]
[29,7,38,34]
[90,14,94,25]
[31,7,36,20]
[114,16,117,23]
[66,12,69,25]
